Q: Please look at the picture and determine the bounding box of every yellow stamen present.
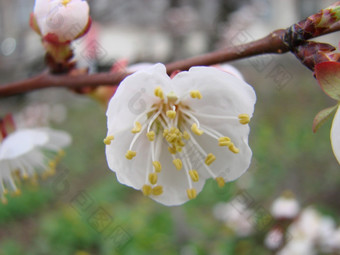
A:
[189,170,199,182]
[103,135,114,145]
[190,90,202,99]
[154,86,164,100]
[166,110,176,119]
[205,153,216,166]
[61,0,71,6]
[215,177,225,187]
[131,121,142,133]
[229,143,240,154]
[142,185,152,196]
[3,188,8,195]
[186,188,197,200]
[12,189,21,197]
[148,173,158,185]
[183,131,190,140]
[218,136,231,146]
[239,114,250,125]
[173,159,183,170]
[152,186,163,196]
[167,92,178,102]
[168,146,177,154]
[125,150,137,160]
[146,131,155,141]
[49,160,57,169]
[152,161,162,173]
[22,172,29,180]
[191,123,203,136]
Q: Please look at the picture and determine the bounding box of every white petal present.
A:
[106,63,171,135]
[173,66,256,117]
[217,64,245,80]
[331,106,340,164]
[106,128,205,206]
[36,127,72,150]
[0,129,48,160]
[172,66,256,181]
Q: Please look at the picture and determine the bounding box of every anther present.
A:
[131,121,142,133]
[146,131,155,141]
[125,150,137,160]
[167,91,178,102]
[186,188,197,200]
[168,146,177,154]
[13,189,21,196]
[191,123,204,136]
[152,161,162,173]
[142,185,152,196]
[103,135,114,145]
[205,153,216,166]
[61,0,71,6]
[215,177,225,187]
[148,173,158,185]
[22,172,29,180]
[189,170,199,182]
[190,90,202,99]
[238,114,250,125]
[173,158,183,170]
[154,86,164,100]
[166,110,176,119]
[228,143,240,154]
[152,186,163,196]
[218,137,231,146]
[183,131,190,140]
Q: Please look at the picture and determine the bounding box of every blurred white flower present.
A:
[14,104,68,128]
[277,239,315,255]
[33,0,91,43]
[279,207,338,254]
[265,228,284,250]
[327,227,340,251]
[105,63,256,206]
[271,193,300,219]
[0,116,71,204]
[213,198,254,236]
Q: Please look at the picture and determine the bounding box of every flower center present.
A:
[105,87,251,200]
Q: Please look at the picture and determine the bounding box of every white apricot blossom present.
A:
[0,127,71,204]
[105,63,256,206]
[33,0,90,43]
[271,193,300,219]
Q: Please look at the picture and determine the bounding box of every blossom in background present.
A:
[32,0,91,44]
[278,207,338,255]
[0,114,71,204]
[213,198,254,236]
[314,61,340,164]
[271,191,300,220]
[105,63,256,206]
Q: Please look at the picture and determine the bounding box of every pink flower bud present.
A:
[33,0,91,44]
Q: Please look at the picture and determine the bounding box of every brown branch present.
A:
[0,22,339,97]
[0,29,290,97]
